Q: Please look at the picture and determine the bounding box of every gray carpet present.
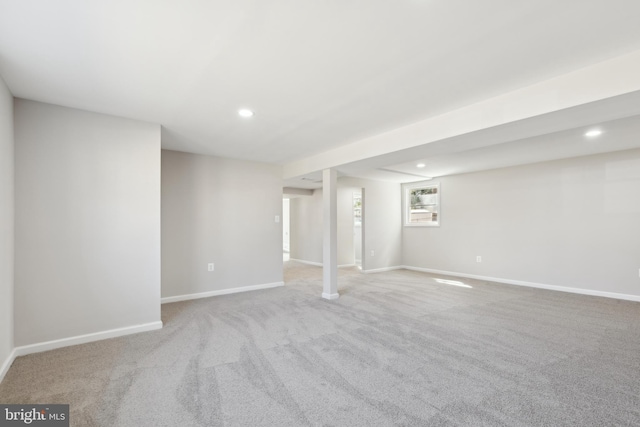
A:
[1,262,640,426]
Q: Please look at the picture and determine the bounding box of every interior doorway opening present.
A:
[283,198,290,262]
[353,193,362,269]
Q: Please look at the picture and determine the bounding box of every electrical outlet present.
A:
[476,256,482,263]
[208,263,215,272]
[275,215,280,223]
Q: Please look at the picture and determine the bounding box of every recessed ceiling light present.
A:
[238,109,254,118]
[585,129,602,137]
[416,163,426,168]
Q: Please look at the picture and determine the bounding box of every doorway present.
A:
[353,192,362,269]
[283,198,290,261]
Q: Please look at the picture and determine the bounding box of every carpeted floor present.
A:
[1,261,640,426]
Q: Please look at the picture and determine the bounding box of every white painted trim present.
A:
[322,292,340,300]
[0,348,17,384]
[362,266,403,274]
[289,258,322,267]
[161,282,285,304]
[13,321,163,358]
[403,182,441,227]
[288,259,355,269]
[402,266,640,302]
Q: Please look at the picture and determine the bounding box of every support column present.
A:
[322,168,339,300]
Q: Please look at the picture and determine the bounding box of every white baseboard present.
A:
[322,292,340,300]
[362,266,403,274]
[12,321,163,359]
[0,348,17,384]
[161,281,284,304]
[402,266,640,302]
[289,258,322,267]
[288,259,356,269]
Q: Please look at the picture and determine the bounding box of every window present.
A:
[404,182,440,226]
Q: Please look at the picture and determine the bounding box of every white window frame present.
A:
[404,182,440,227]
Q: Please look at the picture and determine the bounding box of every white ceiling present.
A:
[361,114,640,182]
[285,90,640,188]
[2,1,640,180]
[285,113,640,188]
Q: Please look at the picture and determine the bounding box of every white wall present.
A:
[289,187,358,266]
[402,148,640,297]
[283,198,290,252]
[0,76,14,373]
[339,177,402,271]
[14,99,162,346]
[161,150,283,298]
[289,178,402,271]
[337,186,358,266]
[289,190,323,264]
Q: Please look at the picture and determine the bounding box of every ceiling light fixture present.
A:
[585,129,602,137]
[238,109,254,118]
[416,163,426,168]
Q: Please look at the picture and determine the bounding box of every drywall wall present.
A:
[402,148,640,297]
[289,186,360,266]
[283,199,290,252]
[339,177,402,271]
[289,190,323,264]
[289,178,402,272]
[337,186,358,266]
[14,99,162,346]
[161,150,283,298]
[0,76,13,374]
